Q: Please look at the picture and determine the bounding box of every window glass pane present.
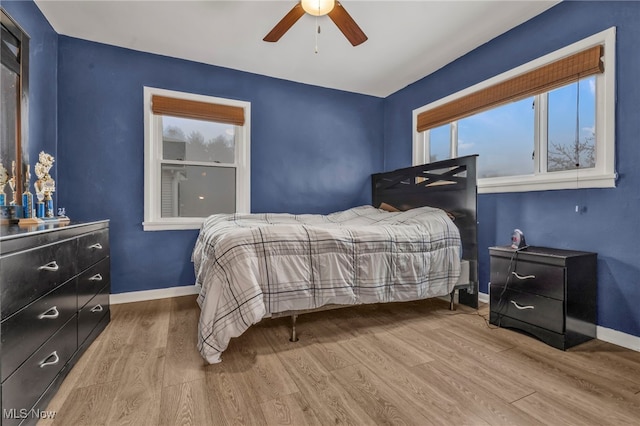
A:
[429,124,450,162]
[458,97,534,178]
[547,76,596,172]
[161,164,235,218]
[1,63,18,175]
[161,116,235,164]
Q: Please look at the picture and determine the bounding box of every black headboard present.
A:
[371,155,478,308]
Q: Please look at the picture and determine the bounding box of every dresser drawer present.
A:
[1,280,77,382]
[490,285,564,333]
[0,239,78,319]
[78,284,110,346]
[2,316,76,422]
[77,257,110,309]
[490,256,565,300]
[77,229,109,271]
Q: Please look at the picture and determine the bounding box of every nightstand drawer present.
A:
[1,279,77,382]
[0,239,78,319]
[77,229,110,271]
[490,257,565,300]
[2,315,76,422]
[490,286,564,333]
[77,257,110,309]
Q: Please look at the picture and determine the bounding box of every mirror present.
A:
[1,8,29,209]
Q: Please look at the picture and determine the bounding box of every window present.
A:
[143,87,250,231]
[1,9,29,202]
[413,27,616,193]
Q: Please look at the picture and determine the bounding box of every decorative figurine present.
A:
[0,162,7,206]
[34,151,56,218]
[7,161,17,205]
[22,166,34,219]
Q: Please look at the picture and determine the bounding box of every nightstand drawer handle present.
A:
[510,300,535,310]
[89,274,103,281]
[88,243,103,250]
[39,351,60,368]
[512,271,535,280]
[38,306,60,320]
[38,261,59,272]
[90,304,104,313]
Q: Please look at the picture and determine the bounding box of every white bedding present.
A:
[192,205,461,363]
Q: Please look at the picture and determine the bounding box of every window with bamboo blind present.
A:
[143,87,251,231]
[413,27,616,193]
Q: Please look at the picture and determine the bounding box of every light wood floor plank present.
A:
[411,361,542,426]
[162,296,207,387]
[261,316,360,372]
[40,296,640,425]
[512,391,606,426]
[499,345,640,422]
[269,343,377,425]
[259,393,322,426]
[128,298,172,352]
[330,363,434,425]
[158,379,213,426]
[393,324,536,403]
[105,348,165,426]
[47,381,120,426]
[338,332,489,425]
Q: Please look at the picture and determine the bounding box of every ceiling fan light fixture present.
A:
[301,0,335,17]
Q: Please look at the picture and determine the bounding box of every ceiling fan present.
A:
[263,0,368,47]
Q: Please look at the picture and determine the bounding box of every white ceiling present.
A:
[34,0,560,97]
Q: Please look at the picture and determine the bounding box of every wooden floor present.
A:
[39,295,640,426]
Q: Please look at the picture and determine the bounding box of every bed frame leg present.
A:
[289,314,299,342]
[450,290,456,311]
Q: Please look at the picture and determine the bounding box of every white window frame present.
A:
[143,86,251,231]
[413,27,616,194]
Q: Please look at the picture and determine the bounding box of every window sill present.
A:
[478,172,617,194]
[143,219,204,231]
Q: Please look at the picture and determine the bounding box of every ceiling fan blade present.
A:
[328,1,367,46]
[263,3,306,42]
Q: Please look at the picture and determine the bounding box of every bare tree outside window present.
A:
[548,131,596,172]
[547,76,596,173]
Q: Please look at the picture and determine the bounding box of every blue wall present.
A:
[56,37,384,294]
[383,1,640,338]
[2,0,57,176]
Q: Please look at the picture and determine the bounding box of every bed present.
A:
[192,155,478,364]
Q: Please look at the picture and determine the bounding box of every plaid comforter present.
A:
[192,205,461,363]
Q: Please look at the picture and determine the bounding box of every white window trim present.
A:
[412,27,616,194]
[143,86,251,231]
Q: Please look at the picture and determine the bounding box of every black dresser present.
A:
[489,246,597,350]
[0,221,110,426]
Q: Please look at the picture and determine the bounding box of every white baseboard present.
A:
[596,326,640,352]
[110,285,200,305]
[478,291,489,304]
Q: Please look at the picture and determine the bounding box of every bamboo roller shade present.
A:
[151,95,245,126]
[417,45,604,132]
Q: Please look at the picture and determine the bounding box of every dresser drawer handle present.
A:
[510,300,535,310]
[39,351,60,368]
[88,243,103,250]
[38,261,59,272]
[88,274,103,281]
[38,306,60,320]
[90,304,104,313]
[512,271,536,280]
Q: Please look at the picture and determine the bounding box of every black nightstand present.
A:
[489,246,597,350]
